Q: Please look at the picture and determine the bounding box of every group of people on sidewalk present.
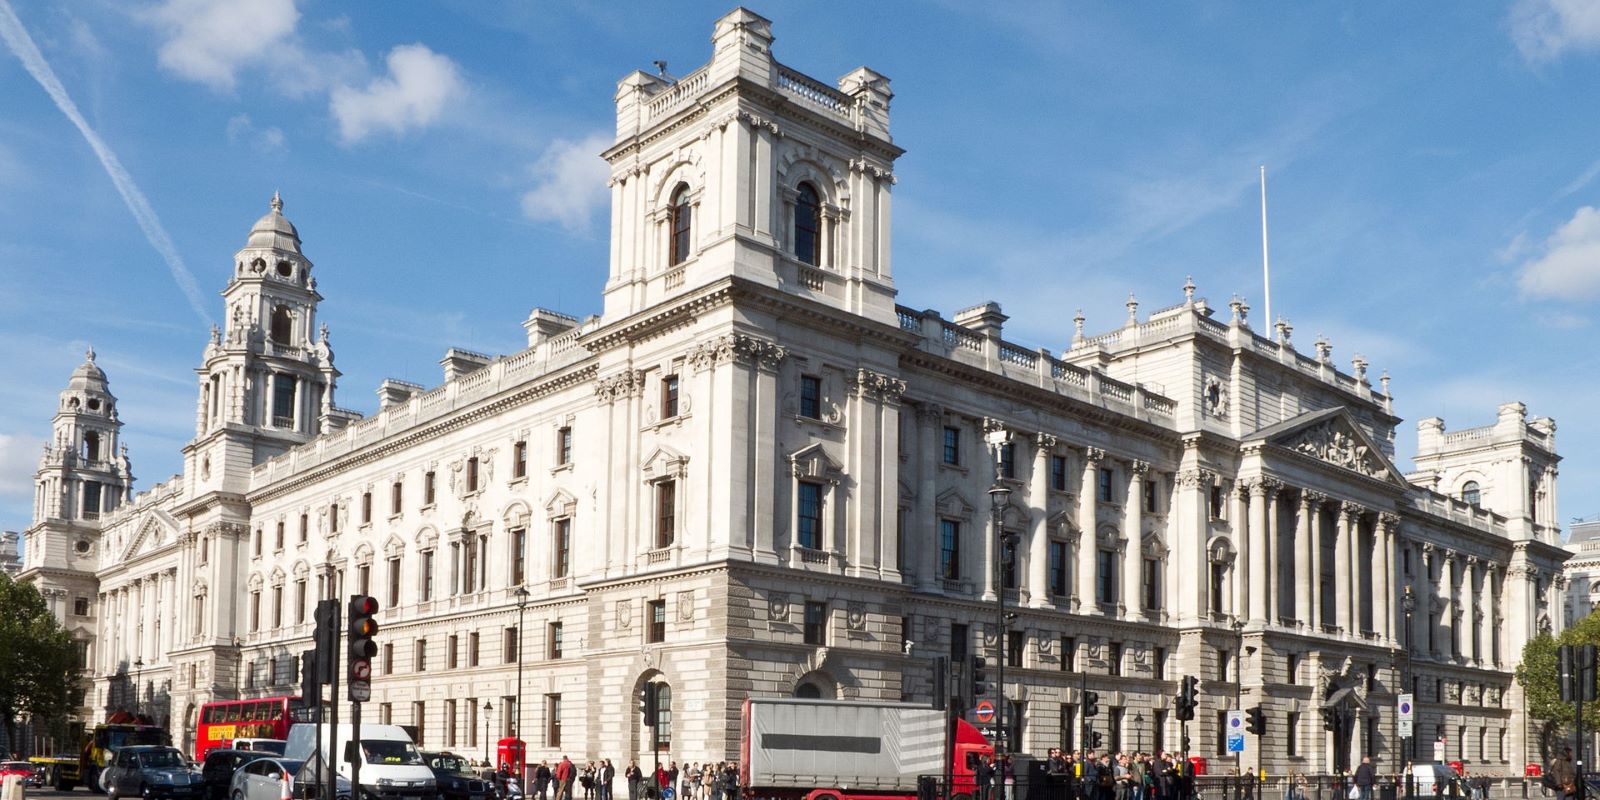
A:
[474,756,738,800]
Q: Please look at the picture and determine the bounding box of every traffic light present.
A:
[347,595,379,702]
[1091,731,1104,749]
[312,599,338,684]
[641,682,659,727]
[300,648,319,700]
[1581,645,1598,702]
[933,656,949,711]
[1322,708,1337,732]
[1082,690,1100,718]
[971,655,988,698]
[1176,675,1199,721]
[1246,706,1266,736]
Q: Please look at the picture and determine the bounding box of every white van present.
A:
[1407,763,1459,797]
[284,724,436,800]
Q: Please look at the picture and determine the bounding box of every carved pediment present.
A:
[122,510,181,562]
[1252,408,1405,485]
[789,443,844,483]
[936,488,975,520]
[641,445,690,482]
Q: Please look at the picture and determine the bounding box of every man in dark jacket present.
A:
[600,761,615,800]
[1551,749,1578,800]
[1353,757,1376,800]
[625,763,643,800]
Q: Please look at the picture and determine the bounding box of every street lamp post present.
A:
[133,657,145,717]
[1230,620,1244,800]
[1402,587,1416,800]
[514,587,530,784]
[986,426,1013,779]
[1135,712,1145,754]
[483,701,493,764]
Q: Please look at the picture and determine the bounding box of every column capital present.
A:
[1083,446,1106,464]
[1130,459,1150,476]
[1379,512,1401,530]
[1177,468,1214,488]
[1337,500,1360,519]
[1248,478,1275,498]
[1035,432,1058,452]
[916,402,945,424]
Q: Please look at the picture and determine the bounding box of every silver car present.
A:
[228,758,350,800]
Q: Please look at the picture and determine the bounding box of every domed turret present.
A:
[246,191,302,254]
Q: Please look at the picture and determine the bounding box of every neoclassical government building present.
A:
[22,8,1569,775]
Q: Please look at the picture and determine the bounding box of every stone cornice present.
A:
[248,362,598,505]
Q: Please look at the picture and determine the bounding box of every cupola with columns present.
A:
[184,193,341,496]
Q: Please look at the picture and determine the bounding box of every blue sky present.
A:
[3,1,1600,544]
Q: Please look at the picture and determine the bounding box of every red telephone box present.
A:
[1448,761,1465,776]
[1188,757,1208,776]
[497,738,526,780]
[1525,764,1543,778]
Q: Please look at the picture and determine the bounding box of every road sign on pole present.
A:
[1227,710,1245,753]
[1398,694,1414,738]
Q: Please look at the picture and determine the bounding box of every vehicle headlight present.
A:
[377,779,395,787]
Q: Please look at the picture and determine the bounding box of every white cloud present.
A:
[1518,206,1600,299]
[520,133,610,234]
[330,44,464,144]
[1510,0,1600,62]
[0,432,43,500]
[225,113,287,155]
[148,0,300,91]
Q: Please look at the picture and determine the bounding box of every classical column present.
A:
[1123,460,1148,619]
[1464,557,1482,663]
[1309,494,1326,630]
[1348,507,1364,632]
[1232,482,1250,622]
[1029,434,1057,608]
[1478,563,1495,665]
[916,403,942,591]
[1266,483,1281,623]
[1077,447,1104,612]
[1295,492,1314,628]
[1374,515,1395,641]
[1442,552,1459,660]
[1418,544,1436,656]
[1334,503,1352,632]
[1248,480,1270,625]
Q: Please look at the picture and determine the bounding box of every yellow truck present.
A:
[78,723,170,792]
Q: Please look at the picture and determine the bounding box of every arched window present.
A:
[1461,481,1481,508]
[668,184,692,267]
[795,182,821,266]
[83,431,101,462]
[270,306,293,345]
[794,683,822,699]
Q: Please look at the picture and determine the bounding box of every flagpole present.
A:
[1260,165,1272,336]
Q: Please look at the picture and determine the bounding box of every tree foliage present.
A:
[0,573,79,752]
[1516,608,1600,761]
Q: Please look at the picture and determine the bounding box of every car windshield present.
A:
[107,729,166,749]
[361,741,422,766]
[429,756,471,775]
[139,750,185,769]
[2,763,31,771]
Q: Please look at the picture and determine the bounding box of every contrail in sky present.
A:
[0,0,213,326]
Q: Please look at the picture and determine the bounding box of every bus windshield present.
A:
[361,741,423,766]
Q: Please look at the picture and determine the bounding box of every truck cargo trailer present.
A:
[739,698,991,800]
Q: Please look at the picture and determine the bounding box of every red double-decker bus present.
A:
[195,696,318,760]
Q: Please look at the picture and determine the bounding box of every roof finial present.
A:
[1183,275,1196,306]
[271,190,283,213]
[85,345,96,363]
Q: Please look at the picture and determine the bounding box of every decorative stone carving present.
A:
[616,600,632,630]
[846,602,866,632]
[848,368,906,402]
[593,370,646,403]
[1177,468,1215,488]
[1203,377,1228,417]
[1084,446,1105,464]
[678,591,695,622]
[768,592,790,622]
[1282,421,1385,477]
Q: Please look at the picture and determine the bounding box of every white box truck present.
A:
[738,698,992,800]
[284,724,436,800]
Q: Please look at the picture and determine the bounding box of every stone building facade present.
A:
[20,7,1567,776]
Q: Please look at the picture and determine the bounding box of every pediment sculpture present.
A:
[1282,421,1385,478]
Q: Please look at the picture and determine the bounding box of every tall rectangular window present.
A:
[466,457,479,492]
[1098,467,1115,502]
[504,627,519,664]
[1217,648,1231,682]
[254,528,262,557]
[800,375,822,419]
[1108,642,1123,676]
[391,481,403,515]
[940,520,960,580]
[1060,705,1076,752]
[545,694,562,748]
[1142,558,1161,611]
[547,622,563,659]
[804,601,827,645]
[998,443,1016,479]
[513,441,527,479]
[420,550,434,601]
[1210,484,1224,519]
[82,480,102,518]
[797,482,823,550]
[1061,636,1076,672]
[662,375,680,418]
[1001,536,1018,589]
[469,632,480,666]
[388,557,401,606]
[1006,630,1023,668]
[655,481,676,548]
[1154,647,1168,680]
[275,521,284,551]
[1096,549,1116,604]
[1216,710,1229,755]
[1143,479,1158,513]
[412,701,425,747]
[250,591,261,631]
[361,492,372,524]
[557,427,572,466]
[648,600,666,643]
[299,514,308,544]
[1210,563,1227,615]
[951,623,969,660]
[553,519,571,578]
[272,375,295,424]
[511,528,527,585]
[942,427,960,465]
[272,586,283,628]
[1109,706,1124,753]
[448,635,459,669]
[358,564,371,597]
[415,639,427,672]
[329,503,339,533]
[1049,541,1068,597]
[424,472,436,505]
[1287,712,1300,756]
[383,642,394,675]
[295,580,307,623]
[467,699,478,749]
[446,699,458,748]
[1050,456,1068,491]
[1154,710,1168,753]
[1288,652,1300,685]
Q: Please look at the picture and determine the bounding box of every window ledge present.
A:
[509,474,529,487]
[550,463,573,475]
[646,412,691,432]
[421,502,437,513]
[792,414,843,431]
[938,462,970,476]
[388,513,403,522]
